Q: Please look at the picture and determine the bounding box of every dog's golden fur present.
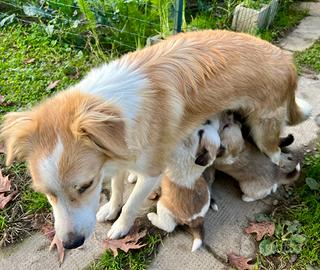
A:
[0,30,309,242]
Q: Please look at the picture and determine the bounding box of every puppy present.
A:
[1,30,310,245]
[213,118,300,202]
[147,118,220,252]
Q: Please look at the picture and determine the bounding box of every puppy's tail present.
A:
[189,220,204,252]
[287,94,312,126]
[281,163,301,185]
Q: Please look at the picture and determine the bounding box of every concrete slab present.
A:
[298,2,320,17]
[279,16,320,51]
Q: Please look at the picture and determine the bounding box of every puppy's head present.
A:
[218,120,244,160]
[0,91,127,249]
[194,119,221,167]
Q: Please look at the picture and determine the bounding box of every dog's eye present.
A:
[78,180,94,194]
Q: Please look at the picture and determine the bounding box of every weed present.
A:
[295,42,320,73]
[89,233,162,270]
[257,144,320,269]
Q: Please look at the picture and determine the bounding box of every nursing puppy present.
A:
[147,119,220,252]
[0,30,311,247]
[214,118,300,202]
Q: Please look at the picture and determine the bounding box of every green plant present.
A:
[89,233,162,270]
[295,42,320,73]
[243,0,270,10]
[21,191,51,214]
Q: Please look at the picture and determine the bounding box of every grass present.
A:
[257,145,320,270]
[258,5,308,42]
[89,233,162,270]
[295,41,320,73]
[0,22,101,246]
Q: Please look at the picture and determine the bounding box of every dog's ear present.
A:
[0,111,35,166]
[71,101,128,160]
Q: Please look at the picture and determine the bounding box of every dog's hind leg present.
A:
[147,201,177,232]
[248,108,285,165]
[96,170,126,222]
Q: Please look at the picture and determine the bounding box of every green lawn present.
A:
[295,41,320,73]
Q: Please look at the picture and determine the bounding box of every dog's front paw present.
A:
[96,202,121,222]
[107,218,133,239]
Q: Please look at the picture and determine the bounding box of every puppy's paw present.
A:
[107,218,133,239]
[147,212,158,225]
[242,194,256,202]
[96,202,121,222]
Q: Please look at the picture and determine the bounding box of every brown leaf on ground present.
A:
[244,221,275,241]
[0,169,11,192]
[41,223,55,241]
[46,80,60,91]
[49,234,65,265]
[0,190,17,209]
[23,58,35,64]
[103,229,147,257]
[68,68,80,79]
[228,253,254,270]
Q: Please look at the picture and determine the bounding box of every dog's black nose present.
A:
[63,233,85,249]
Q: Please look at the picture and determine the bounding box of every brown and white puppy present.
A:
[147,119,220,252]
[0,30,311,247]
[213,118,300,202]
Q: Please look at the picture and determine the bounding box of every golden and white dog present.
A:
[0,30,311,248]
[147,118,220,252]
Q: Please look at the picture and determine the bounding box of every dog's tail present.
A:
[287,93,312,126]
[189,220,204,252]
[281,163,301,185]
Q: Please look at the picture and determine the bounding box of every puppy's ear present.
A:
[71,100,127,160]
[0,111,35,166]
[195,148,211,166]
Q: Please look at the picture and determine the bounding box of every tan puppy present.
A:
[0,30,310,246]
[213,118,300,202]
[147,119,220,252]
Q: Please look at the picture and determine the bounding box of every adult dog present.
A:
[0,30,311,249]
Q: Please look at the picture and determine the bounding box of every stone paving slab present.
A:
[279,16,320,51]
[298,1,320,17]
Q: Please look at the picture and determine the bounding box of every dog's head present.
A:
[194,118,221,167]
[0,91,127,249]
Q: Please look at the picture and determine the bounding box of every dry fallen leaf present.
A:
[103,229,147,257]
[0,190,17,209]
[23,58,35,64]
[46,80,60,91]
[41,223,55,241]
[50,233,65,265]
[244,221,275,241]
[0,169,11,192]
[228,253,254,270]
